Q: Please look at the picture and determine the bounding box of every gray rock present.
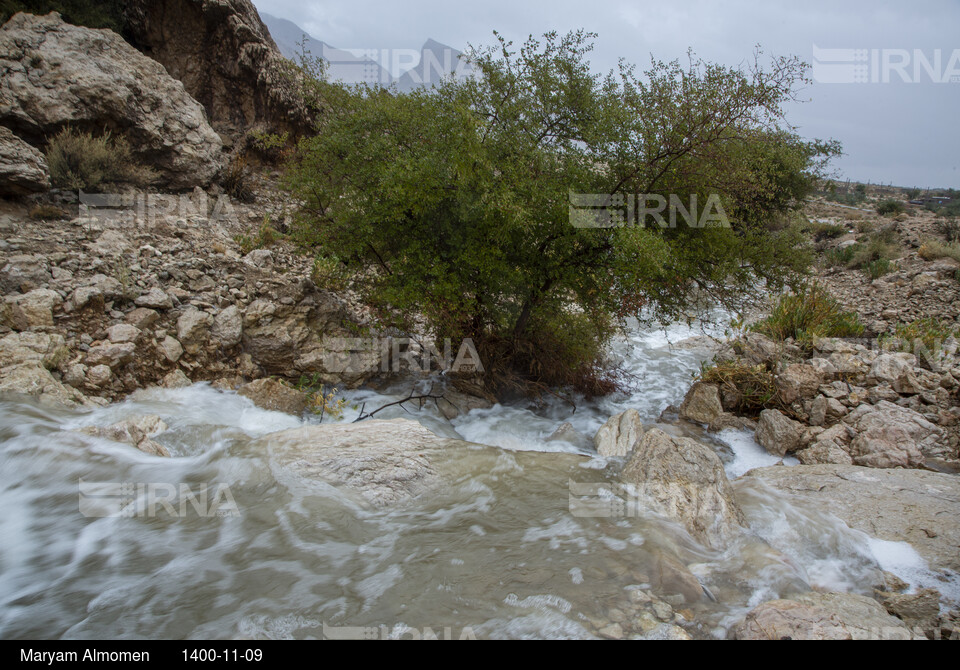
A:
[846,400,942,468]
[0,126,49,194]
[755,408,805,456]
[259,419,466,508]
[0,12,222,187]
[105,323,141,344]
[621,428,745,550]
[775,364,823,405]
[158,336,183,363]
[237,378,308,415]
[679,382,723,425]
[738,464,960,573]
[593,408,643,457]
[1,288,61,330]
[176,308,213,355]
[135,288,173,310]
[85,342,135,369]
[732,592,920,640]
[211,304,242,348]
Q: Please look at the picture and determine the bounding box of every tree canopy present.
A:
[284,30,840,398]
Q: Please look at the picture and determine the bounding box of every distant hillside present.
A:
[261,12,468,90]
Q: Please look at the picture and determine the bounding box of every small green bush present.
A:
[824,244,857,267]
[234,217,282,255]
[876,199,905,216]
[879,317,960,357]
[864,257,895,280]
[752,283,864,343]
[805,220,847,242]
[937,219,960,243]
[46,127,155,190]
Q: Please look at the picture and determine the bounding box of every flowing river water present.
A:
[0,318,953,639]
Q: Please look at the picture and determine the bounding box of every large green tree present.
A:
[284,31,839,397]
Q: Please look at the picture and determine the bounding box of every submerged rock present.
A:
[79,415,170,457]
[260,419,467,508]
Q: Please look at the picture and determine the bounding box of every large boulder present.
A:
[0,288,62,330]
[678,382,723,426]
[774,363,823,405]
[755,408,805,457]
[122,0,314,136]
[0,11,222,187]
[593,408,643,457]
[237,377,308,415]
[621,428,745,550]
[0,361,89,407]
[0,125,49,194]
[258,419,465,507]
[240,286,377,386]
[844,400,943,468]
[738,464,960,573]
[732,592,920,640]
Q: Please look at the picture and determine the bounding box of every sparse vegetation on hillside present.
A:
[876,199,905,216]
[46,127,155,190]
[751,282,864,343]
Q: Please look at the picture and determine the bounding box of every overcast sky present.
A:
[253,0,959,188]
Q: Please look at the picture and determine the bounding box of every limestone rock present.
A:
[0,12,222,187]
[122,0,314,136]
[211,304,242,348]
[846,400,942,468]
[0,361,89,407]
[775,364,823,405]
[594,408,643,457]
[259,419,463,507]
[739,464,960,573]
[79,415,170,457]
[678,382,723,426]
[732,592,919,640]
[135,288,174,310]
[105,323,141,344]
[0,126,49,195]
[85,342,135,370]
[237,377,308,415]
[755,409,805,457]
[621,428,745,550]
[176,308,213,355]
[158,336,183,363]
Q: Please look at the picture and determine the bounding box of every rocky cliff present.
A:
[122,0,315,138]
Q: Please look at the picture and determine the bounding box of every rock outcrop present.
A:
[0,11,223,187]
[593,408,643,457]
[738,464,960,573]
[122,0,314,137]
[621,428,746,550]
[732,592,921,640]
[260,419,466,507]
[0,126,50,195]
